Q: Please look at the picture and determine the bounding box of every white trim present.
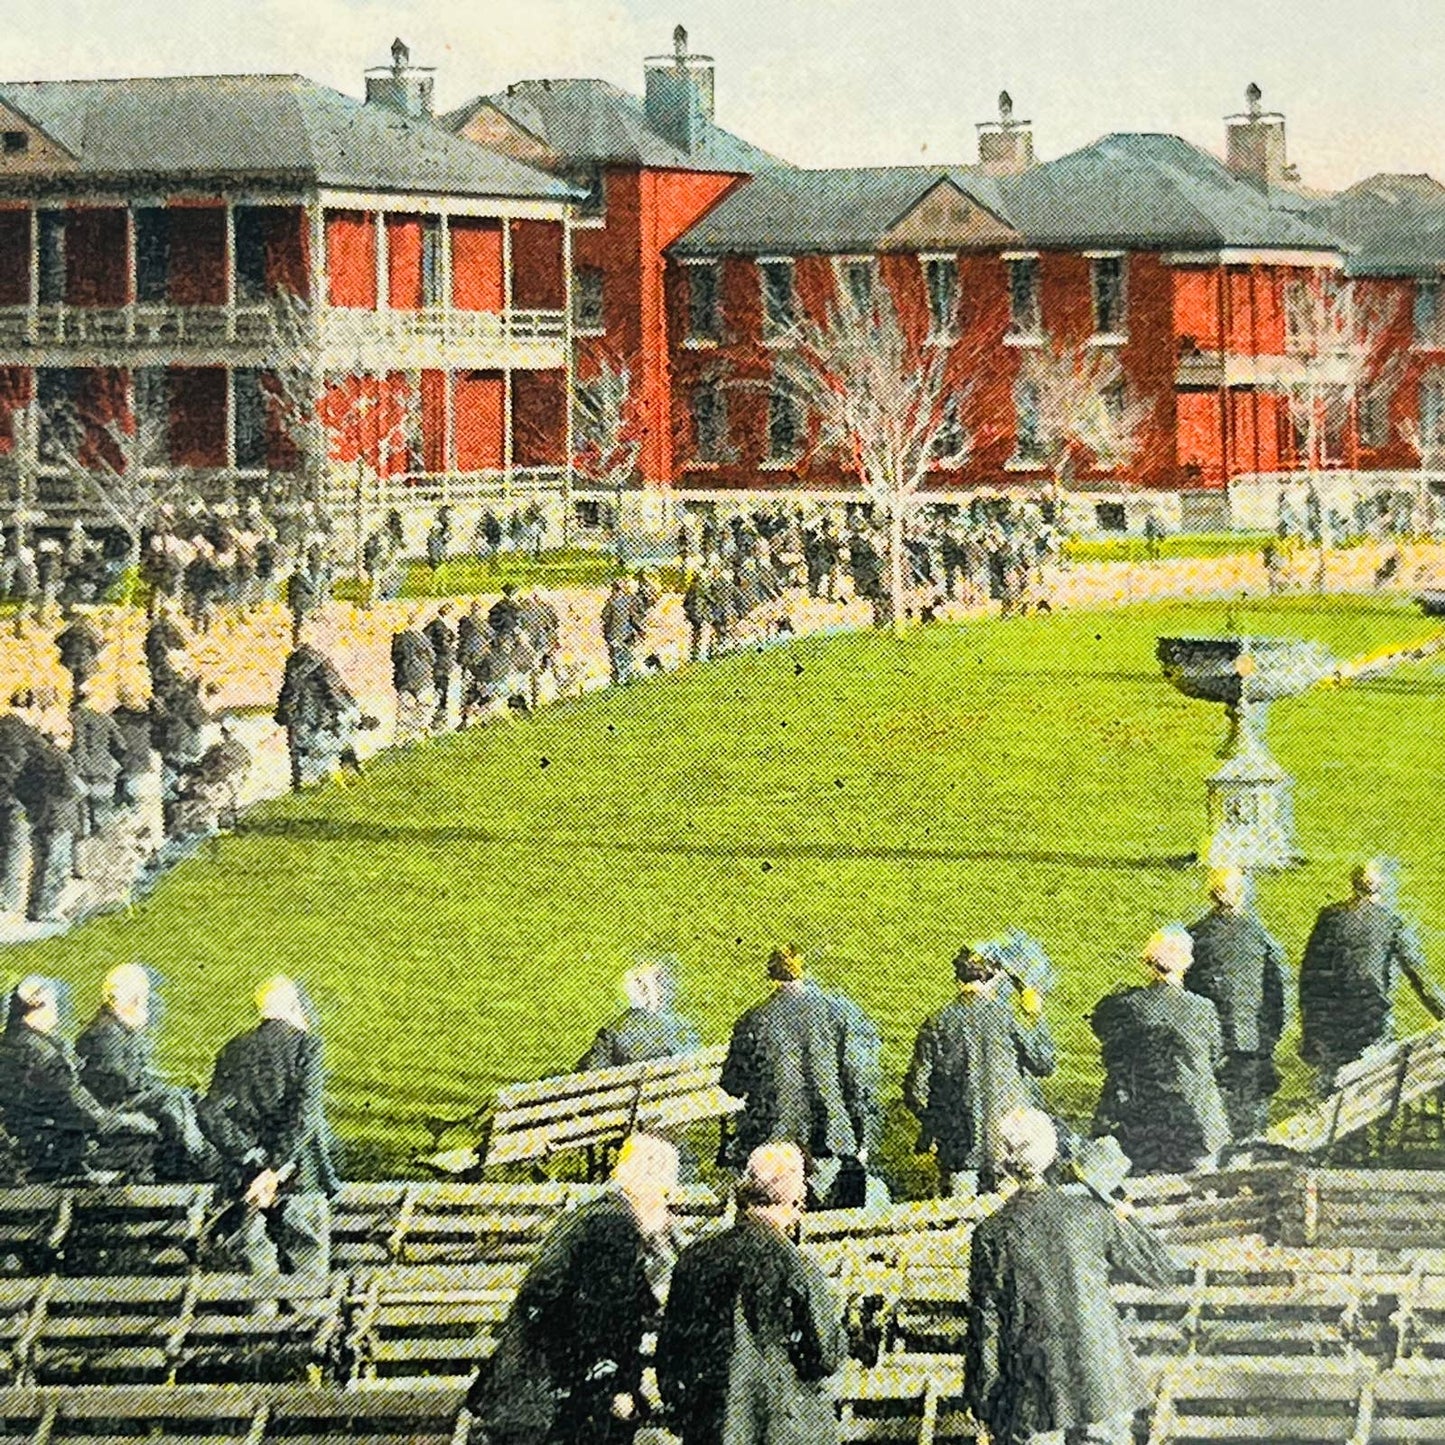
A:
[1087,332,1128,348]
[316,188,568,222]
[1002,332,1045,348]
[756,255,795,267]
[1082,248,1127,259]
[1162,248,1344,269]
[917,251,958,263]
[1000,249,1040,261]
[678,256,719,268]
[681,337,719,351]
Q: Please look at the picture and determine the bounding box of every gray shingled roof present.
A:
[999,133,1341,251]
[670,166,1010,255]
[0,75,575,200]
[672,133,1345,257]
[1319,174,1445,277]
[444,78,785,174]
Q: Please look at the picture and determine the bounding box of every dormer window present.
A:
[2,132,27,155]
[570,164,605,222]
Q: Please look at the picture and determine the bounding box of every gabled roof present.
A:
[0,75,575,201]
[999,133,1342,252]
[1319,173,1445,277]
[443,78,785,175]
[669,166,1015,255]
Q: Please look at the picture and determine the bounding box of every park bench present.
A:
[0,1193,67,1276]
[425,1044,742,1180]
[24,1274,191,1385]
[1281,1168,1445,1250]
[0,1382,469,1444]
[1268,1028,1445,1163]
[837,1354,972,1444]
[62,1184,213,1274]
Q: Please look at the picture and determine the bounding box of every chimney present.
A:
[977,91,1034,175]
[1225,83,1294,186]
[643,25,715,154]
[365,37,435,120]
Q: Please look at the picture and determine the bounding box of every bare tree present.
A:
[264,289,325,508]
[1015,338,1153,522]
[769,278,971,632]
[572,353,642,563]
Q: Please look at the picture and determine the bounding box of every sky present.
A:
[7,0,1445,191]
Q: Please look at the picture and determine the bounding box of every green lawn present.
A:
[9,595,1445,1186]
[1063,530,1274,563]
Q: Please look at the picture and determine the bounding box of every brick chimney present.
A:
[1226,83,1295,186]
[977,91,1034,175]
[365,38,435,120]
[643,25,715,154]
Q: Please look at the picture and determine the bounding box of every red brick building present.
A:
[0,49,574,550]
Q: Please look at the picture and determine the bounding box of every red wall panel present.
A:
[421,369,447,472]
[454,371,504,471]
[66,208,129,307]
[450,219,503,312]
[513,370,566,466]
[326,211,377,310]
[167,204,226,306]
[387,215,424,310]
[167,366,227,467]
[510,220,565,310]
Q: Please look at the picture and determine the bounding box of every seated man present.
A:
[0,976,157,1183]
[77,964,217,1181]
[200,976,339,1277]
[577,959,701,1070]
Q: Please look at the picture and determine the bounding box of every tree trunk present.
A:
[889,504,905,637]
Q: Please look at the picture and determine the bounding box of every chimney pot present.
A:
[366,38,434,119]
[645,27,715,152]
[1226,83,1289,187]
[977,89,1034,174]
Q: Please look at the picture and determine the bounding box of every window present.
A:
[767,377,802,461]
[1420,376,1445,453]
[932,393,967,465]
[420,218,444,307]
[1095,502,1127,533]
[134,208,168,304]
[1359,382,1392,450]
[1091,255,1127,336]
[839,258,874,313]
[1007,256,1041,337]
[1283,280,1312,355]
[573,266,605,333]
[2,132,27,155]
[923,257,958,338]
[685,261,721,343]
[37,211,65,305]
[1415,279,1441,346]
[759,260,796,336]
[36,368,77,461]
[692,377,729,462]
[575,498,604,529]
[1322,384,1348,463]
[570,164,606,221]
[232,207,268,305]
[1013,376,1043,462]
[233,368,268,470]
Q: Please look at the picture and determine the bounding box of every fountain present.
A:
[1156,635,1336,869]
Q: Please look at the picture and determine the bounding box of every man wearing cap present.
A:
[905,945,1057,1197]
[577,960,701,1071]
[1091,927,1230,1175]
[76,965,216,1181]
[658,1140,847,1445]
[0,976,158,1183]
[0,699,42,915]
[467,1134,679,1445]
[1185,867,1289,1138]
[275,643,364,791]
[11,708,85,922]
[966,1108,1176,1445]
[721,945,882,1209]
[1299,861,1445,1093]
[390,615,436,743]
[199,976,339,1277]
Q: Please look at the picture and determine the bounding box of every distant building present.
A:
[0,45,576,551]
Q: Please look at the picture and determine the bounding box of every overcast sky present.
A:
[9,0,1445,190]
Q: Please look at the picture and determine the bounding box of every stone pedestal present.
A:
[1205,746,1297,870]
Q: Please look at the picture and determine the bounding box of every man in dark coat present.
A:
[199,976,339,1277]
[577,960,701,1070]
[905,945,1057,1196]
[1299,860,1445,1091]
[721,945,881,1209]
[0,704,39,915]
[76,964,216,1181]
[488,583,524,643]
[390,618,436,742]
[55,613,105,698]
[422,606,456,730]
[1091,927,1230,1174]
[12,720,84,922]
[0,976,157,1183]
[657,1141,847,1445]
[457,604,495,728]
[966,1107,1176,1445]
[600,578,638,686]
[467,1134,679,1445]
[70,699,131,843]
[1186,867,1289,1137]
[275,644,363,791]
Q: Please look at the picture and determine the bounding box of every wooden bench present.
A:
[62,1185,212,1275]
[1282,1169,1445,1250]
[477,1044,742,1178]
[24,1275,191,1385]
[0,1192,69,1277]
[838,1354,973,1444]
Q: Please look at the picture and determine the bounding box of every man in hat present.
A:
[721,945,881,1209]
[1299,860,1445,1092]
[966,1108,1176,1445]
[0,697,41,915]
[905,944,1057,1197]
[76,964,216,1181]
[0,976,158,1183]
[577,960,701,1071]
[467,1133,679,1445]
[54,612,105,700]
[658,1141,847,1445]
[275,643,364,791]
[390,614,436,743]
[600,578,638,686]
[1091,927,1230,1174]
[11,706,85,922]
[422,605,457,731]
[1186,867,1289,1137]
[199,976,339,1277]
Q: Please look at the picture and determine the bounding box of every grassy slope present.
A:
[9,595,1444,1185]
